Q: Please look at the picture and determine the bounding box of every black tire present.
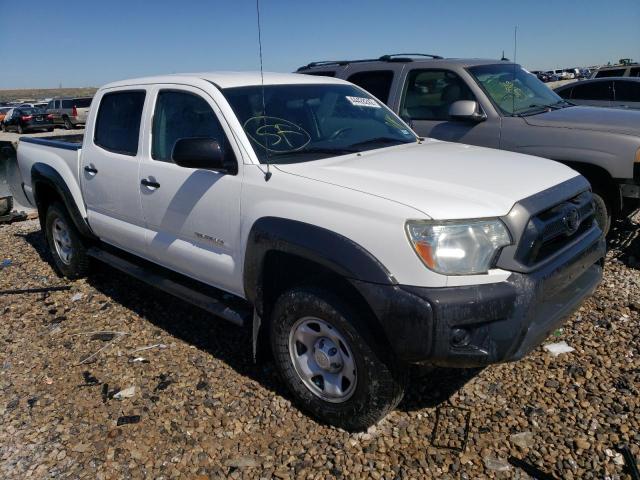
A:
[270,287,406,431]
[17,124,24,134]
[63,117,73,130]
[44,202,90,278]
[47,128,54,132]
[0,123,5,132]
[591,189,611,236]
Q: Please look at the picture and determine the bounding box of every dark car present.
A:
[530,70,552,82]
[555,77,640,110]
[1,107,54,133]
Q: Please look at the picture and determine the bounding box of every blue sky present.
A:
[1,0,639,89]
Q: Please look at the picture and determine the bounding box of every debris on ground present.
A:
[131,343,167,353]
[71,292,84,302]
[113,386,136,400]
[543,340,575,356]
[116,415,141,426]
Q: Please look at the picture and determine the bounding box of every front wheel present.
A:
[270,287,406,431]
[44,202,90,278]
[592,189,611,236]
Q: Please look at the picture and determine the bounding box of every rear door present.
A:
[138,85,243,294]
[569,81,613,107]
[397,68,500,147]
[613,80,640,109]
[81,88,149,255]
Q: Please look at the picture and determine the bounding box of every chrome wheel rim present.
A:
[52,217,73,265]
[288,316,357,403]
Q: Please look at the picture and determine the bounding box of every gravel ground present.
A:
[0,215,638,479]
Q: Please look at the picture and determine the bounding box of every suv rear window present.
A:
[595,68,626,78]
[74,98,92,108]
[94,91,146,156]
[347,70,394,103]
[630,67,640,78]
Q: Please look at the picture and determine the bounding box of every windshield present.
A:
[468,64,567,115]
[223,83,417,164]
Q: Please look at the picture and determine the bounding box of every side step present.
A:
[87,247,251,327]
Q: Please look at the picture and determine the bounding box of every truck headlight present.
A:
[406,219,512,275]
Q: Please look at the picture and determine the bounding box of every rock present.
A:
[574,438,590,450]
[225,456,259,468]
[483,455,512,472]
[510,431,534,449]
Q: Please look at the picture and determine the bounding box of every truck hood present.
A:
[276,140,579,219]
[523,106,640,136]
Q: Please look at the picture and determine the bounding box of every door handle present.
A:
[84,166,98,174]
[140,178,160,189]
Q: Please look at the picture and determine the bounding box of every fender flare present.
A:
[243,217,395,316]
[31,162,96,239]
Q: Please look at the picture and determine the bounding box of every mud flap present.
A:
[252,308,262,363]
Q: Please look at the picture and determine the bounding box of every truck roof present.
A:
[102,71,348,90]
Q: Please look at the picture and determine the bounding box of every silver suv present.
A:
[297,54,640,234]
[46,97,92,129]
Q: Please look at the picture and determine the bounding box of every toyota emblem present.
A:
[562,205,580,236]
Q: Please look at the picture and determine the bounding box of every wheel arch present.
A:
[562,161,621,216]
[31,163,96,240]
[243,217,397,360]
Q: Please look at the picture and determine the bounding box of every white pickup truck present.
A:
[15,72,605,430]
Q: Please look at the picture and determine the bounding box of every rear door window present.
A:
[400,69,475,121]
[614,81,640,102]
[569,81,613,100]
[94,91,146,156]
[347,70,394,104]
[151,90,231,163]
[62,100,73,108]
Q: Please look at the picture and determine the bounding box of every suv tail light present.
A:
[47,114,54,120]
[72,105,78,117]
[21,115,33,121]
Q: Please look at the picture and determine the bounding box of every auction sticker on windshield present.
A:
[346,96,381,108]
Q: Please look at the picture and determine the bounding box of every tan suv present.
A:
[46,97,92,129]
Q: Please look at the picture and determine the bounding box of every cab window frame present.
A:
[150,88,236,167]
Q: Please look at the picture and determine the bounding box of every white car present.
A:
[14,72,605,430]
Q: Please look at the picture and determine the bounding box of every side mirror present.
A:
[449,100,486,122]
[172,137,235,173]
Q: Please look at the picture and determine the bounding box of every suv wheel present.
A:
[270,287,406,431]
[17,124,24,134]
[45,202,90,278]
[63,117,73,130]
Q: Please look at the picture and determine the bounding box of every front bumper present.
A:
[352,227,605,367]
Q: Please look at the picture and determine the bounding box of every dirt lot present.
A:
[0,214,638,479]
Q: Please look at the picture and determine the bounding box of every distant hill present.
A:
[0,87,98,102]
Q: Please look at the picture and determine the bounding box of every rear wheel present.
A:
[17,124,24,134]
[270,287,406,431]
[44,202,90,278]
[63,117,73,130]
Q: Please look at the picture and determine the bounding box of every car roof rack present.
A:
[378,53,444,61]
[297,53,444,71]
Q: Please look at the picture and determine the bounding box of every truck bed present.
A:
[20,134,84,150]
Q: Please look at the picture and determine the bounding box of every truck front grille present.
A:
[514,191,596,267]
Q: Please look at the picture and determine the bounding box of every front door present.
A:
[396,68,501,148]
[81,88,148,255]
[138,85,243,295]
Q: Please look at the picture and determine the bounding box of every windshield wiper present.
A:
[270,147,358,157]
[514,100,573,116]
[348,137,411,149]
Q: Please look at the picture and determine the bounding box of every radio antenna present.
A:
[256,0,271,181]
[512,25,518,115]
